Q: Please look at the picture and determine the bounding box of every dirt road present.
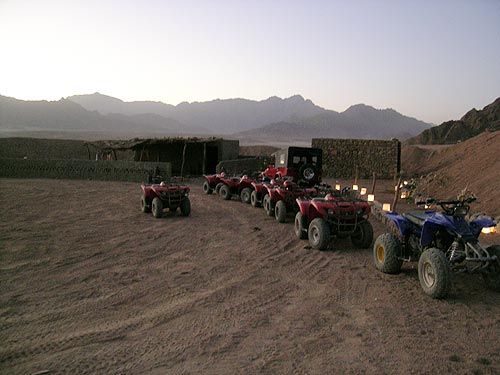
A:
[1,179,499,374]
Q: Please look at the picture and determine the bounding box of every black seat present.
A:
[403,211,429,227]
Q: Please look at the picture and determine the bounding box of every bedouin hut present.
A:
[86,137,239,176]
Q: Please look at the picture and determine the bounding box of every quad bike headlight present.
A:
[481,226,497,235]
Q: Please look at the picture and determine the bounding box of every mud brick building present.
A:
[312,138,401,179]
[89,137,239,176]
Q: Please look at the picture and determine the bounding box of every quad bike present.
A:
[141,181,191,218]
[294,190,373,250]
[250,177,280,208]
[202,172,226,195]
[218,175,255,203]
[373,196,499,299]
[263,180,319,222]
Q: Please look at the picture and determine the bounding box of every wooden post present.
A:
[139,145,145,162]
[85,144,91,160]
[202,142,206,175]
[180,141,187,178]
[392,176,402,213]
[354,165,359,185]
[371,172,377,194]
[112,149,117,161]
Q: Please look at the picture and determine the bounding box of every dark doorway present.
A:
[205,145,218,174]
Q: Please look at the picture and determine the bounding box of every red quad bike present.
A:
[263,180,319,222]
[141,181,191,218]
[218,175,256,203]
[294,192,373,250]
[250,177,279,208]
[202,172,226,195]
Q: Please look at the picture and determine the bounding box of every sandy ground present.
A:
[1,178,499,375]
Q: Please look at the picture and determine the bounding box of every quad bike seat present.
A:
[403,211,429,227]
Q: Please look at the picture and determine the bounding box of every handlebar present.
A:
[416,197,476,206]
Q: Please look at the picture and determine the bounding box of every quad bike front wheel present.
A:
[294,212,308,239]
[308,218,330,250]
[483,245,500,292]
[275,200,287,223]
[152,197,163,218]
[373,233,403,274]
[250,190,260,207]
[141,195,151,213]
[220,185,231,200]
[351,220,374,249]
[418,248,451,299]
[180,198,191,216]
[240,188,252,204]
[202,181,213,195]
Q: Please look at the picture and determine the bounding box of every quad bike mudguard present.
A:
[384,212,412,237]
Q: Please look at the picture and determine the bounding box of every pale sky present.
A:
[1,0,499,124]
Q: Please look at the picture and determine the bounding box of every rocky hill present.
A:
[407,97,500,144]
[402,131,500,215]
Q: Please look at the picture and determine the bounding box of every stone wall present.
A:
[312,138,401,179]
[219,139,240,161]
[0,159,171,182]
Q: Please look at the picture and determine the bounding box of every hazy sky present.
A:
[1,0,499,124]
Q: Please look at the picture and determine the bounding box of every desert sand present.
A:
[1,178,499,374]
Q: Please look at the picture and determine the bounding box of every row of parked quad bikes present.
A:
[140,148,499,300]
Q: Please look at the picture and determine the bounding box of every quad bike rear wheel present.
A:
[418,248,451,299]
[141,195,151,213]
[263,194,274,217]
[202,181,213,195]
[240,188,252,204]
[308,218,330,250]
[251,190,260,207]
[180,198,191,216]
[483,245,500,292]
[220,185,231,200]
[351,221,374,249]
[215,183,223,195]
[373,233,403,274]
[294,212,308,239]
[275,200,287,223]
[152,197,163,218]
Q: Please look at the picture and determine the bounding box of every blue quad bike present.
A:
[373,197,499,299]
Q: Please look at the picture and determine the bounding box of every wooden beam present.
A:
[392,176,402,213]
[371,172,377,194]
[202,142,207,175]
[180,141,187,178]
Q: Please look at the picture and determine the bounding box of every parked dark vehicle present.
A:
[262,146,323,187]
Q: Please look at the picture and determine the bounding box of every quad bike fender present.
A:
[469,216,496,237]
[385,212,411,237]
[252,182,265,194]
[296,199,311,216]
[269,189,281,204]
[203,174,219,187]
[421,213,475,246]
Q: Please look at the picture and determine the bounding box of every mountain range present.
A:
[1,92,433,142]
